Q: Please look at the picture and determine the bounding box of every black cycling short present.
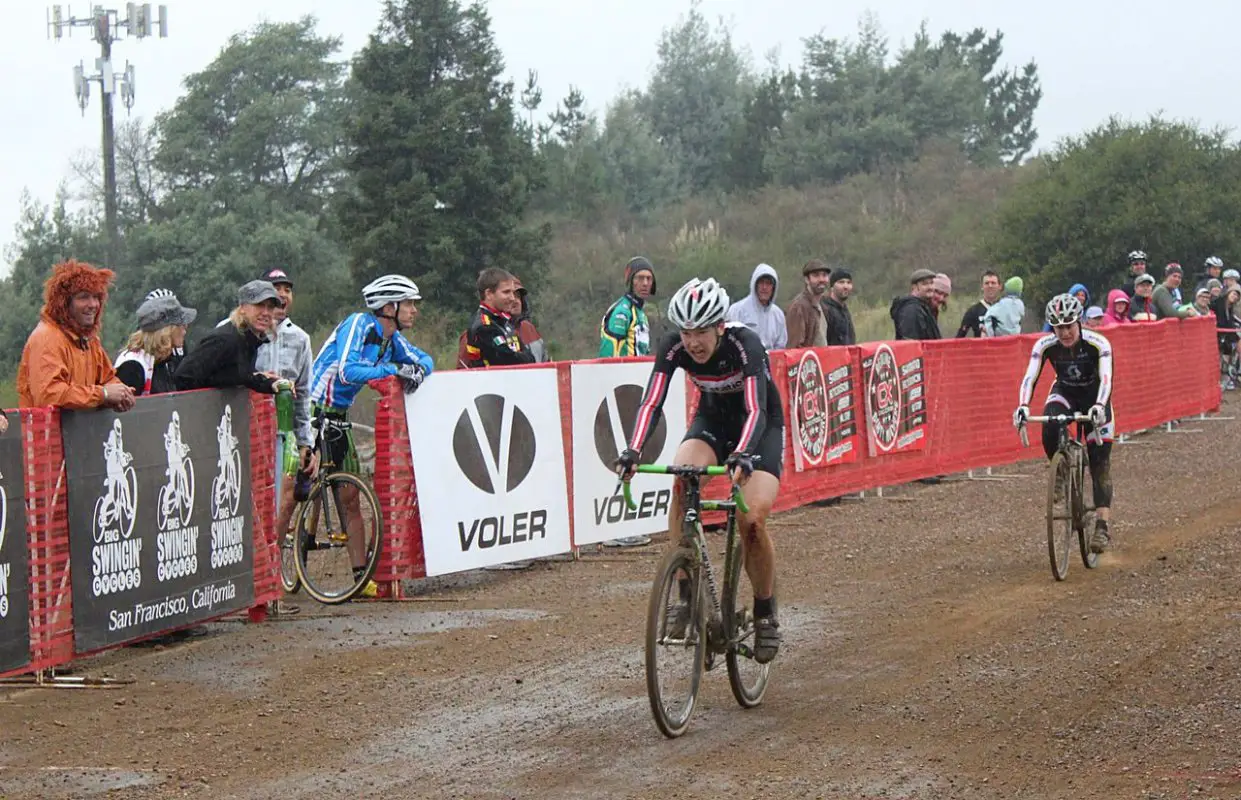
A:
[684,415,784,479]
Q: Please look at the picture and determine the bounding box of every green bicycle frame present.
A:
[621,464,750,515]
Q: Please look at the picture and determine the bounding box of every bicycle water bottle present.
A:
[275,383,298,477]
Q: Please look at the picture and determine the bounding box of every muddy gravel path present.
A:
[2,406,1240,800]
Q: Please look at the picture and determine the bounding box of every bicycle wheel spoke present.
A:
[294,473,384,605]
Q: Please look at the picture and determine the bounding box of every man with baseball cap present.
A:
[256,268,317,608]
[890,268,941,340]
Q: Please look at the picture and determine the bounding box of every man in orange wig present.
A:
[18,259,135,411]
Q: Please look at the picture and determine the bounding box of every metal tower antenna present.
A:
[47,4,168,270]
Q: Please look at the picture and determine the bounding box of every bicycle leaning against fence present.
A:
[621,463,771,739]
[1019,413,1100,580]
[280,409,384,604]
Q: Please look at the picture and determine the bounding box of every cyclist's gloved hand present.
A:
[614,448,640,480]
[1088,404,1107,428]
[725,452,754,482]
[395,364,427,394]
[1012,405,1030,428]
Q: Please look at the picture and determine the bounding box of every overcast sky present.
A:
[2,0,1236,273]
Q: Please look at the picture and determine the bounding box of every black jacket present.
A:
[115,350,184,396]
[890,295,941,341]
[822,297,856,346]
[174,324,275,393]
[955,300,989,338]
[463,304,535,368]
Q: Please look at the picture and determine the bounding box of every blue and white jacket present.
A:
[309,312,434,410]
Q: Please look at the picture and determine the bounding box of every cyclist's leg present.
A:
[1041,390,1071,459]
[666,421,722,541]
[1084,403,1114,552]
[739,427,783,663]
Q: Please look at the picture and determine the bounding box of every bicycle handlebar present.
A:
[1017,413,1092,448]
[620,464,750,515]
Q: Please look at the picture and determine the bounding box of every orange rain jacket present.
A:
[17,313,119,409]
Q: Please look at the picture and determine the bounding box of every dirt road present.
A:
[2,406,1239,800]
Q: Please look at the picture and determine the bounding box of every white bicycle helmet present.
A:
[1206,256,1224,269]
[362,274,421,310]
[1046,293,1083,326]
[1127,250,1147,264]
[667,278,730,330]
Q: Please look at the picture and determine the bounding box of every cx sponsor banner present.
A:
[0,421,30,673]
[63,390,255,652]
[860,341,929,456]
[405,369,571,575]
[786,348,861,471]
[569,362,688,546]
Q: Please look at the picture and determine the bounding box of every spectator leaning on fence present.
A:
[980,276,1026,337]
[175,281,290,393]
[1084,306,1106,329]
[599,256,656,357]
[1193,287,1212,316]
[823,268,856,346]
[1153,263,1194,320]
[17,259,135,412]
[1121,250,1148,297]
[956,270,1001,337]
[1102,289,1131,326]
[1129,274,1158,321]
[115,291,197,396]
[463,268,536,368]
[891,268,941,340]
[726,263,787,350]
[784,259,830,348]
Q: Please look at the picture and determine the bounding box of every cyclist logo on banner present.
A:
[211,406,242,521]
[158,412,195,531]
[93,420,138,545]
[861,342,929,456]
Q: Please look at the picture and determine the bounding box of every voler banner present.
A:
[0,421,30,673]
[860,342,929,456]
[63,390,255,652]
[570,361,688,546]
[786,348,861,471]
[405,369,572,574]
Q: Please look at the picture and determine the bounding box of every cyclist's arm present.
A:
[391,333,436,375]
[627,344,676,452]
[337,316,399,385]
[1091,334,1113,406]
[1017,336,1051,406]
[599,302,633,357]
[732,335,771,457]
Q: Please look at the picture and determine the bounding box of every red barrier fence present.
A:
[369,316,1220,574]
[2,395,280,679]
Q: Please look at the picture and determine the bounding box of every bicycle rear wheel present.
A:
[1075,456,1100,570]
[1046,452,1073,581]
[724,512,770,708]
[279,527,302,594]
[645,545,705,739]
[293,472,383,605]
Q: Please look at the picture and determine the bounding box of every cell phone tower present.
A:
[48,4,168,270]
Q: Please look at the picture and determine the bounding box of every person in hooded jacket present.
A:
[1101,289,1132,327]
[1043,283,1090,331]
[891,269,941,340]
[981,276,1026,336]
[725,263,787,350]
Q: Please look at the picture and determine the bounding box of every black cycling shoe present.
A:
[1089,520,1111,554]
[753,616,781,664]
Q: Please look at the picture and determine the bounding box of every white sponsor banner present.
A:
[570,362,688,546]
[405,368,572,575]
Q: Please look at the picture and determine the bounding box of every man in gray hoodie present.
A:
[726,263,787,350]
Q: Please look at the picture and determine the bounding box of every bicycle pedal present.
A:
[735,644,754,660]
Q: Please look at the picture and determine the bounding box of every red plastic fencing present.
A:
[370,380,426,585]
[249,395,281,610]
[369,316,1220,566]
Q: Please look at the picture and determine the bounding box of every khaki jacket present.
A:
[785,288,827,348]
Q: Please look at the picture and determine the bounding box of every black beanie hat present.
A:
[625,256,656,296]
[830,268,853,286]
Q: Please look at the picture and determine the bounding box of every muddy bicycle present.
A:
[282,412,383,604]
[621,463,770,739]
[1020,413,1099,581]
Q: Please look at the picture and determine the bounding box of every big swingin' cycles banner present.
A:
[860,341,929,457]
[784,347,861,472]
[62,389,256,652]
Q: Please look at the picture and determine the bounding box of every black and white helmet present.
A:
[146,288,176,302]
[1205,256,1224,269]
[1128,250,1148,264]
[1046,293,1083,327]
[667,278,730,330]
[362,274,421,310]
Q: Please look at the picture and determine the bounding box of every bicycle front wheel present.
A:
[1075,456,1100,570]
[645,545,705,739]
[724,516,770,708]
[279,525,302,595]
[1047,452,1073,581]
[293,472,383,605]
